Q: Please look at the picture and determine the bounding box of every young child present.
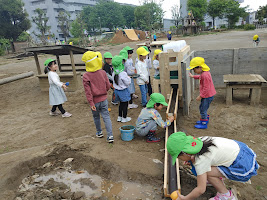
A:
[188,57,216,129]
[153,49,162,78]
[123,46,138,109]
[167,132,259,200]
[143,46,153,96]
[253,34,260,47]
[82,51,114,143]
[44,59,72,118]
[103,52,118,105]
[112,55,132,123]
[136,47,149,107]
[136,93,174,142]
[153,33,157,41]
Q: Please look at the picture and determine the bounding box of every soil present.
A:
[109,30,146,44]
[0,29,267,200]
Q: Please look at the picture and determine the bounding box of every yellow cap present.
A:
[253,35,258,40]
[187,57,210,71]
[153,49,162,60]
[136,47,149,59]
[82,51,103,72]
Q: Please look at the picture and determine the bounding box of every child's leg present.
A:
[121,101,128,118]
[118,102,123,117]
[207,167,228,194]
[199,96,214,119]
[91,102,102,133]
[129,94,133,104]
[99,100,113,138]
[147,76,152,96]
[57,104,66,114]
[136,121,157,137]
[51,105,58,112]
[139,85,147,106]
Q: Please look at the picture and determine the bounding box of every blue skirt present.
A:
[218,140,259,182]
[115,88,131,102]
[128,78,135,94]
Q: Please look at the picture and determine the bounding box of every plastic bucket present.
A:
[119,125,135,141]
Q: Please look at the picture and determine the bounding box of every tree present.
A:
[134,1,164,31]
[224,0,247,28]
[80,6,98,32]
[0,0,31,51]
[32,8,51,44]
[121,5,136,29]
[58,11,71,42]
[207,0,227,28]
[70,15,83,38]
[171,4,182,28]
[256,5,267,23]
[187,0,208,22]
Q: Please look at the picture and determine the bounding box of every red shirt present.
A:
[83,70,111,107]
[193,71,216,98]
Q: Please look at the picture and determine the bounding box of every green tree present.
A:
[171,4,183,28]
[32,8,51,45]
[17,31,31,42]
[207,0,226,28]
[134,1,164,31]
[0,0,31,51]
[224,0,247,28]
[81,6,98,32]
[121,5,136,28]
[70,15,83,38]
[58,11,71,42]
[256,5,267,23]
[187,0,208,22]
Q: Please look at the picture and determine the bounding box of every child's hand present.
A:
[196,95,202,101]
[91,105,96,111]
[178,193,186,200]
[145,81,149,84]
[189,72,194,78]
[168,116,174,122]
[62,84,67,91]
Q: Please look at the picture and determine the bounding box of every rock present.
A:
[15,198,22,200]
[60,191,74,199]
[73,191,85,199]
[63,158,74,164]
[42,162,52,168]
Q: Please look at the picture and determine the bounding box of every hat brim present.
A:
[140,51,149,56]
[161,102,168,106]
[187,63,209,70]
[171,151,180,165]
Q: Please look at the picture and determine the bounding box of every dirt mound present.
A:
[109,30,146,44]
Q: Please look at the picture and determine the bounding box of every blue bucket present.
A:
[120,125,135,141]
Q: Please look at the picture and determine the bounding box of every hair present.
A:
[128,50,133,54]
[44,61,56,74]
[154,103,161,107]
[114,74,119,85]
[195,137,216,157]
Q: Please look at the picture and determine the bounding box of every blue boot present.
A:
[194,119,208,129]
[146,131,160,143]
[196,115,209,124]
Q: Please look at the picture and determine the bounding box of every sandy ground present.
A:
[0,29,267,200]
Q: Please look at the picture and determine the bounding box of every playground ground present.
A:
[0,29,266,199]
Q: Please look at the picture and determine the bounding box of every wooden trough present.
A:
[26,45,88,92]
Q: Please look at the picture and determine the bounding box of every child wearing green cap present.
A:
[136,93,174,142]
[187,57,216,129]
[167,132,259,200]
[44,59,72,118]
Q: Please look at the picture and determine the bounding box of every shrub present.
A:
[68,38,81,45]
[220,24,226,29]
[244,24,255,30]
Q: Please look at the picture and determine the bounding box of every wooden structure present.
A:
[183,11,200,35]
[223,74,266,105]
[136,41,170,48]
[26,45,88,92]
[164,88,181,197]
[153,45,190,103]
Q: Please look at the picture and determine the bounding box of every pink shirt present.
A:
[193,71,216,98]
[83,70,111,107]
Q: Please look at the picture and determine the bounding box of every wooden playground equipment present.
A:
[26,45,87,92]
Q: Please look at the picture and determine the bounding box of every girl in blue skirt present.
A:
[167,132,259,200]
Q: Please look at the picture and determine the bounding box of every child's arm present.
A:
[136,62,149,83]
[189,72,200,79]
[82,75,95,108]
[151,110,172,128]
[121,72,131,86]
[49,72,63,87]
[104,72,111,91]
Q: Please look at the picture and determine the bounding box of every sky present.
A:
[114,0,267,19]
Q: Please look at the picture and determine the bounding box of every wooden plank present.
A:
[174,89,179,120]
[226,85,233,105]
[56,55,61,72]
[224,74,266,83]
[164,126,170,197]
[178,45,190,98]
[159,52,171,99]
[69,50,77,80]
[250,87,261,105]
[232,48,239,74]
[166,88,174,118]
[153,79,160,93]
[33,53,41,75]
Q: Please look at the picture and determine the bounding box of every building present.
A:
[22,0,113,41]
[180,0,245,28]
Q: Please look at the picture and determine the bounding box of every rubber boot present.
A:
[194,119,208,129]
[196,115,209,124]
[146,131,160,143]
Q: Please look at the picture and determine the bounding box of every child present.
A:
[103,52,118,105]
[44,59,72,118]
[187,57,216,129]
[112,55,132,123]
[153,49,162,78]
[153,33,157,41]
[82,51,114,143]
[123,46,138,109]
[143,46,153,96]
[253,34,260,47]
[136,47,149,107]
[136,93,174,142]
[167,132,259,200]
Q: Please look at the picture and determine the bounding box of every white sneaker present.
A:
[132,94,138,99]
[128,104,138,109]
[117,116,122,122]
[62,112,72,118]
[121,117,131,123]
[50,111,60,116]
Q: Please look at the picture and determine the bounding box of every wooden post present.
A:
[34,53,41,75]
[69,50,77,80]
[232,48,239,74]
[56,55,61,72]
[159,53,170,99]
[226,85,232,105]
[250,86,261,105]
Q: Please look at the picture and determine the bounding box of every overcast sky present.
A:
[114,0,266,19]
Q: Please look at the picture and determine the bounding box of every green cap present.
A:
[119,49,128,60]
[103,52,113,59]
[112,55,125,75]
[44,59,56,67]
[146,93,168,108]
[142,46,149,52]
[123,46,134,51]
[167,132,203,165]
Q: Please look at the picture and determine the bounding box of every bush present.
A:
[235,25,244,29]
[17,31,31,42]
[220,24,226,29]
[68,38,81,45]
[244,24,256,30]
[0,48,4,56]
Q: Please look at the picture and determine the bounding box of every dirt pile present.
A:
[109,30,146,44]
